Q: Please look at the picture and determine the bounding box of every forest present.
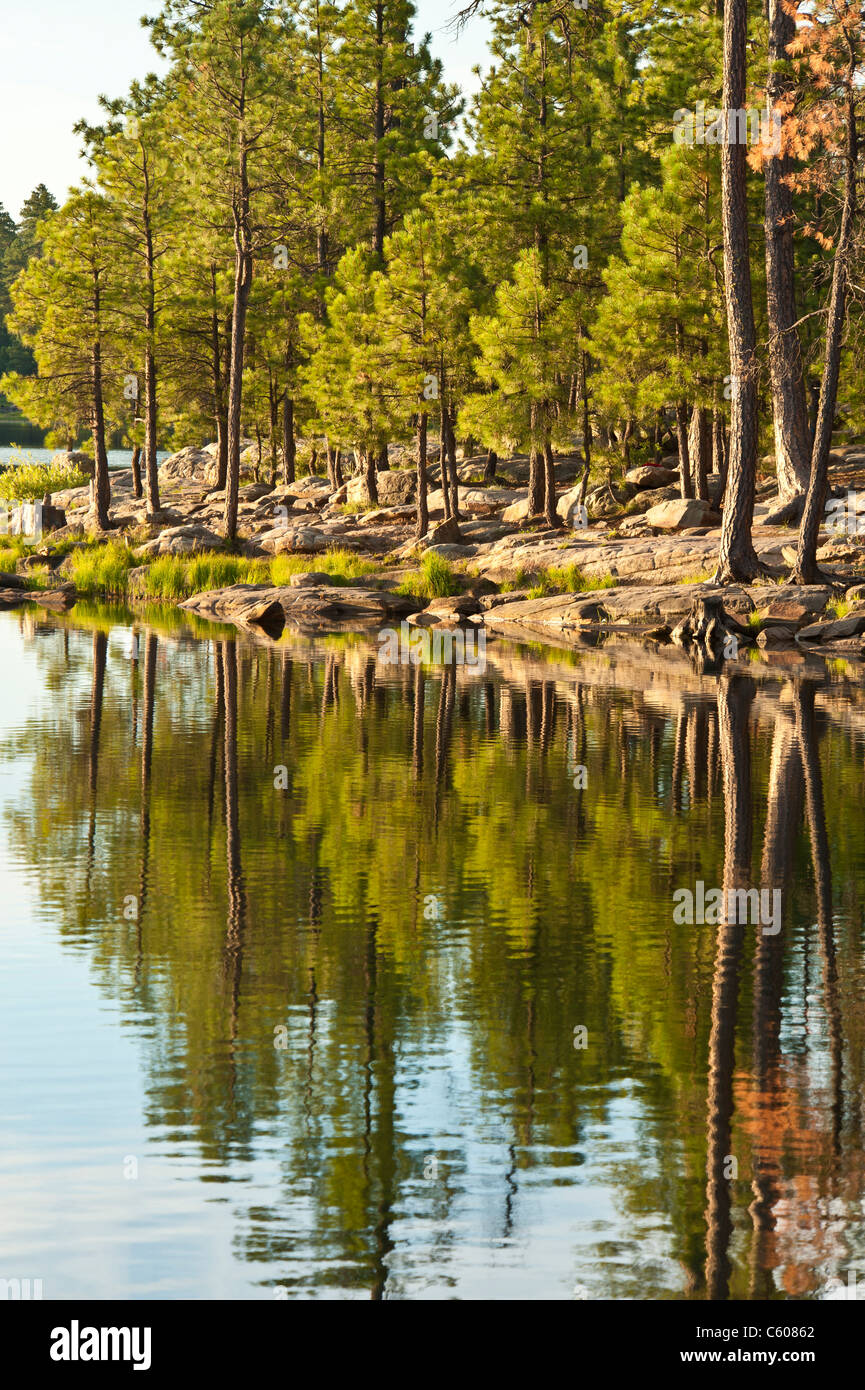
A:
[0,0,863,585]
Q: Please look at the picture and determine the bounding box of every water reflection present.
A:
[1,608,864,1299]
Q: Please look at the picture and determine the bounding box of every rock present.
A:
[622,485,680,516]
[618,516,651,536]
[330,483,348,505]
[557,486,590,526]
[797,612,865,643]
[459,487,522,515]
[757,625,798,647]
[425,595,478,619]
[347,469,416,507]
[51,450,94,477]
[181,582,422,631]
[844,584,865,603]
[644,498,713,531]
[755,600,814,628]
[240,482,274,501]
[624,465,680,489]
[425,516,463,546]
[425,542,477,560]
[358,504,416,527]
[159,445,219,485]
[289,571,334,587]
[31,587,77,610]
[760,494,806,527]
[0,571,29,588]
[0,587,26,609]
[138,523,224,557]
[501,498,533,524]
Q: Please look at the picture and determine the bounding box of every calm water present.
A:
[1,605,864,1300]
[0,446,168,470]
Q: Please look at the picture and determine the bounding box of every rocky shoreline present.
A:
[4,437,865,671]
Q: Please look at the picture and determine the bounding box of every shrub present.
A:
[0,457,88,502]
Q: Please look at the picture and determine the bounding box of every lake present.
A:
[0,446,169,470]
[1,604,863,1300]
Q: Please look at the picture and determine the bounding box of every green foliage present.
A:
[396,550,460,599]
[0,457,88,501]
[69,543,139,596]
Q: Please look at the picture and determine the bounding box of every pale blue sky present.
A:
[2,0,493,218]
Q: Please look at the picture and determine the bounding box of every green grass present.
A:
[827,598,851,619]
[396,550,460,599]
[269,548,379,587]
[0,458,88,502]
[524,563,617,599]
[69,542,139,596]
[65,541,381,601]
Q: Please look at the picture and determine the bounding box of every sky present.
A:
[1,0,493,219]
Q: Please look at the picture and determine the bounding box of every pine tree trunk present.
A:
[689,405,710,501]
[364,446,379,505]
[282,395,295,485]
[528,401,544,513]
[131,445,143,500]
[792,82,857,585]
[223,129,253,544]
[716,0,762,581]
[676,401,693,499]
[211,272,228,491]
[543,436,559,527]
[144,342,160,516]
[483,449,498,484]
[445,406,459,520]
[143,215,161,517]
[90,336,111,531]
[765,0,811,503]
[415,409,429,539]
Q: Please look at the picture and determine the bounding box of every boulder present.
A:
[624,465,680,489]
[557,485,594,526]
[138,523,224,557]
[757,625,798,647]
[51,450,94,478]
[644,498,713,531]
[289,571,334,587]
[159,445,219,485]
[755,600,814,628]
[425,516,463,546]
[622,485,680,516]
[459,487,522,515]
[501,497,533,525]
[797,611,865,643]
[347,469,416,507]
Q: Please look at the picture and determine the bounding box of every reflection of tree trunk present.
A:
[84,631,108,899]
[412,664,425,778]
[705,674,753,1300]
[206,643,224,863]
[749,694,803,1297]
[793,681,842,1150]
[280,652,293,739]
[222,641,246,1042]
[671,706,687,811]
[88,631,108,796]
[139,633,158,927]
